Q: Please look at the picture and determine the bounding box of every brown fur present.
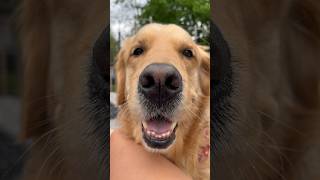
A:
[213,0,320,179]
[115,23,210,180]
[20,0,107,179]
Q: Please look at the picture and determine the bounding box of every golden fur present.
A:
[115,23,210,180]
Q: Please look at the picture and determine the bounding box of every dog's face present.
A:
[116,23,209,152]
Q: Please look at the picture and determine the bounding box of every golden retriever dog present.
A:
[213,0,320,179]
[115,23,210,179]
[20,0,108,179]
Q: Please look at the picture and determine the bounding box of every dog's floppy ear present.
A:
[115,45,127,105]
[198,46,210,96]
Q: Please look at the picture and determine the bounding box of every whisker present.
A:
[258,110,307,137]
[36,146,60,180]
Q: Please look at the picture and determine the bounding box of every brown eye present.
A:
[133,47,144,56]
[182,49,193,58]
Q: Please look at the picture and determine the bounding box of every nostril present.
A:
[165,74,181,91]
[140,74,155,89]
[139,63,183,103]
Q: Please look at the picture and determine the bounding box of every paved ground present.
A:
[110,92,117,105]
[110,92,119,129]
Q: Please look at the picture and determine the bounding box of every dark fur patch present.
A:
[85,26,110,177]
[211,21,233,143]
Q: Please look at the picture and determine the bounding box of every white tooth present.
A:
[166,132,170,136]
[147,130,151,135]
[142,121,147,128]
[151,131,155,136]
[171,122,177,129]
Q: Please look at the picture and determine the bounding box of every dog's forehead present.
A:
[135,23,193,42]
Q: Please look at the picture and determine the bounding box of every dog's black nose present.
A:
[139,63,182,104]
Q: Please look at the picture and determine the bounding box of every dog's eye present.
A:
[132,47,144,56]
[182,49,193,58]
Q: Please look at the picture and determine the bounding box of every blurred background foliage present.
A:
[110,33,118,64]
[138,0,210,45]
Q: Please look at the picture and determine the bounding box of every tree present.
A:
[137,0,210,45]
[114,0,210,45]
[110,33,118,65]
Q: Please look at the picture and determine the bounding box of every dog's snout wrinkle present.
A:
[139,63,182,105]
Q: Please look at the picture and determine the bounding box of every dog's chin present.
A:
[141,115,178,151]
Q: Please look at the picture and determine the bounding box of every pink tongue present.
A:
[146,119,172,134]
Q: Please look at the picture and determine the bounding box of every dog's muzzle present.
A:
[138,63,182,149]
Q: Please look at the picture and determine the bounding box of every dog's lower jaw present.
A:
[141,138,175,153]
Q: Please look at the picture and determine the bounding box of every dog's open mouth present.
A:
[142,115,177,149]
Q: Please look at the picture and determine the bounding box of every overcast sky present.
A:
[110,0,147,42]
